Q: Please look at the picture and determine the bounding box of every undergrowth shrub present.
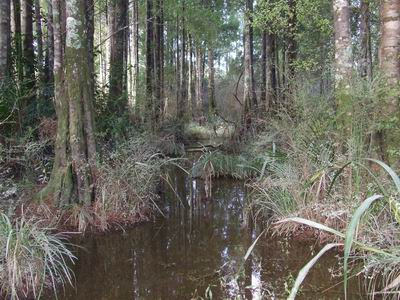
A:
[94,136,165,228]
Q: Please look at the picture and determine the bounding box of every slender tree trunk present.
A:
[159,0,165,120]
[0,0,11,85]
[34,0,44,95]
[175,16,181,116]
[44,0,54,97]
[243,0,257,128]
[146,0,154,126]
[264,31,277,112]
[22,0,36,101]
[261,31,267,111]
[359,0,372,80]
[178,2,187,121]
[13,0,23,84]
[188,34,194,118]
[109,0,128,109]
[208,46,215,116]
[333,0,352,86]
[154,0,162,125]
[195,45,204,118]
[286,0,297,106]
[129,0,139,118]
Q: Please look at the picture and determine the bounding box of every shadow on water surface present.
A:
[58,166,363,300]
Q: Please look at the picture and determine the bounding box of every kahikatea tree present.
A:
[39,0,96,205]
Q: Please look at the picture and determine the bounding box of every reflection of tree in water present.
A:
[59,168,362,300]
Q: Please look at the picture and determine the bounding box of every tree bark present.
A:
[0,0,11,85]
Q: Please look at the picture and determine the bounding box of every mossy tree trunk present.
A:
[39,0,96,206]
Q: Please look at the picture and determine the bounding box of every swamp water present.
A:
[59,166,363,300]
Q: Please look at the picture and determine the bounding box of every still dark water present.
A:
[58,168,363,300]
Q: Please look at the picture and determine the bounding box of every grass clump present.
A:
[0,212,75,299]
[192,151,264,180]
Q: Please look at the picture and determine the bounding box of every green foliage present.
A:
[192,151,264,180]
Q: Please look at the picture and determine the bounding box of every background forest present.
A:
[0,0,400,298]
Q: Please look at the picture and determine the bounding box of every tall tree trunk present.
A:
[34,0,44,95]
[359,0,372,80]
[188,34,194,118]
[286,0,297,105]
[175,16,181,117]
[333,0,353,138]
[39,0,96,205]
[159,0,165,120]
[195,45,204,118]
[129,0,139,118]
[13,0,23,85]
[261,31,267,111]
[267,33,277,112]
[333,0,352,86]
[379,0,400,84]
[154,0,162,125]
[0,0,11,85]
[243,0,257,128]
[109,0,128,109]
[178,2,187,121]
[22,0,36,102]
[146,0,154,127]
[376,0,400,161]
[44,0,54,97]
[208,46,216,116]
